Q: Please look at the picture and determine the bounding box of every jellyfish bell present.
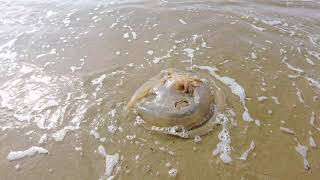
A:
[127,69,225,138]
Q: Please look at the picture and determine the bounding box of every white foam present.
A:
[7,146,48,161]
[134,116,144,126]
[105,153,119,176]
[305,58,315,65]
[70,66,82,72]
[147,50,154,55]
[309,112,320,132]
[255,119,261,126]
[127,63,134,67]
[296,88,304,104]
[38,134,48,144]
[126,134,136,140]
[282,57,304,74]
[90,129,100,139]
[271,96,280,104]
[168,168,178,177]
[150,125,189,138]
[178,19,187,24]
[265,40,273,44]
[25,130,33,135]
[46,10,57,18]
[201,39,212,48]
[98,145,120,178]
[52,126,79,142]
[309,131,316,148]
[110,22,118,28]
[239,141,255,160]
[280,49,287,55]
[257,96,267,102]
[213,114,232,164]
[251,52,257,59]
[294,140,310,170]
[36,49,56,59]
[20,65,34,73]
[183,48,195,65]
[108,109,116,117]
[194,136,202,143]
[92,74,106,85]
[194,65,253,122]
[153,54,171,64]
[313,96,318,102]
[261,20,282,26]
[0,36,19,51]
[153,34,162,41]
[75,146,82,151]
[250,24,265,31]
[110,70,126,76]
[123,32,129,39]
[131,32,137,40]
[98,145,107,157]
[107,125,118,134]
[1,125,13,131]
[165,162,172,168]
[307,50,320,60]
[280,127,295,135]
[305,77,320,90]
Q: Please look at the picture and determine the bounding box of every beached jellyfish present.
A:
[127,69,226,138]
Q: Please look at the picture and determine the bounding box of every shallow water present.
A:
[0,0,320,179]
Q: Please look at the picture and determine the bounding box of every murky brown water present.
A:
[1,0,320,179]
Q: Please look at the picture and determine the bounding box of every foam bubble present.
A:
[107,125,118,134]
[271,96,280,104]
[194,136,202,143]
[168,168,178,177]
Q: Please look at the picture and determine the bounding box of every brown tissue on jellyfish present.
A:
[127,69,225,137]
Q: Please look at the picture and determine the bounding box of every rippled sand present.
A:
[0,0,320,179]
